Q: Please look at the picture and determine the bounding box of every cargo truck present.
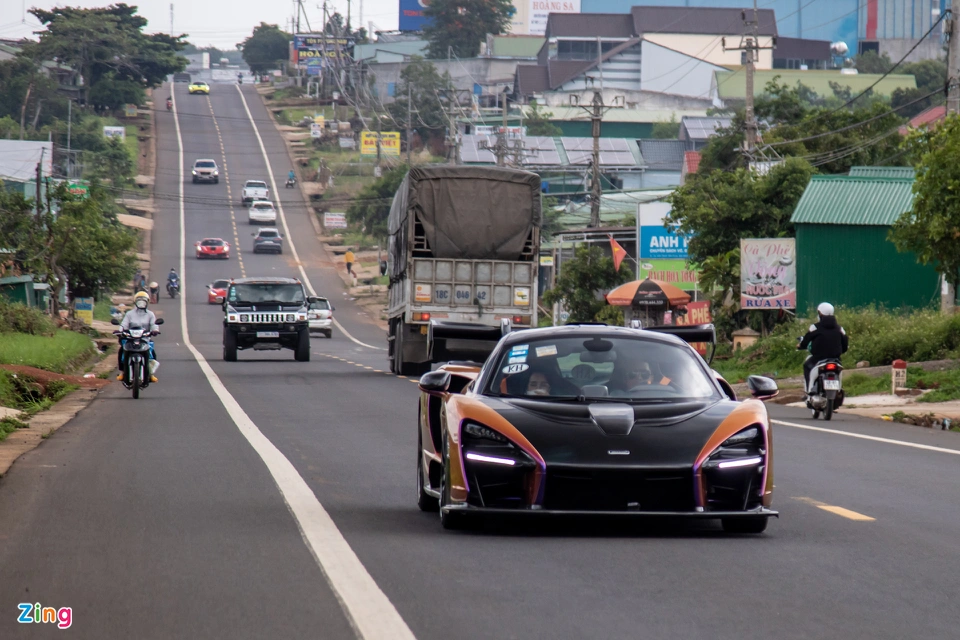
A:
[386,166,541,375]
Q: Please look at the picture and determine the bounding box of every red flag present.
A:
[609,235,627,272]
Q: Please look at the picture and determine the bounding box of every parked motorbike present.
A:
[112,318,164,399]
[166,276,180,299]
[800,338,844,420]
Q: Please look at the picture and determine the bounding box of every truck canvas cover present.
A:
[388,166,541,276]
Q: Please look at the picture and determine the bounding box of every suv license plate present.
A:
[823,379,840,390]
[257,331,279,338]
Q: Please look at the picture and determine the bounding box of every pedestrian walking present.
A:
[133,269,143,291]
[344,249,355,276]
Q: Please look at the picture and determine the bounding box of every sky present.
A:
[0,0,400,49]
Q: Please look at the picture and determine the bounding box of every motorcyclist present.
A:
[117,291,160,382]
[167,268,179,291]
[148,281,160,303]
[798,302,848,394]
[287,169,296,185]
[166,97,172,110]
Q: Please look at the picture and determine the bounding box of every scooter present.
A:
[166,98,172,111]
[285,176,296,188]
[801,345,844,420]
[112,318,164,399]
[166,276,180,298]
[238,74,243,84]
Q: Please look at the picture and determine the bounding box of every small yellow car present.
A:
[188,80,210,95]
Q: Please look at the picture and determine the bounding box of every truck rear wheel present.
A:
[223,329,238,361]
[294,329,310,361]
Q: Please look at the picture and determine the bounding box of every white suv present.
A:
[248,200,277,225]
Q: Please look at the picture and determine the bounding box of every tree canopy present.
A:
[889,114,960,290]
[238,23,291,74]
[387,57,454,137]
[524,100,562,137]
[346,165,409,240]
[543,245,633,323]
[423,0,515,59]
[28,3,187,108]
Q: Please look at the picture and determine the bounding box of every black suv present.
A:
[221,277,311,361]
[252,227,284,254]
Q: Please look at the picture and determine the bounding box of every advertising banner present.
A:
[740,238,796,309]
[360,132,400,156]
[637,202,690,260]
[399,0,431,31]
[323,212,348,228]
[103,126,126,140]
[529,0,580,36]
[74,297,94,325]
[639,259,699,291]
[675,300,711,354]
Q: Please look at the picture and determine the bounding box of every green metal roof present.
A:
[715,70,916,100]
[790,175,915,226]
[848,166,915,179]
[487,36,545,58]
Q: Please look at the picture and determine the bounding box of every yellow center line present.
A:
[793,497,875,522]
[206,96,246,278]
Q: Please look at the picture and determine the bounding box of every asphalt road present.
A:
[2,80,960,639]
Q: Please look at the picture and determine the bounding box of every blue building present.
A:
[582,0,949,57]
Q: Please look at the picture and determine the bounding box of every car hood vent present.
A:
[588,403,635,436]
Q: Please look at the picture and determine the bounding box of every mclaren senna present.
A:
[416,323,780,533]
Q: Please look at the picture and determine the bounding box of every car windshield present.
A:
[201,239,224,246]
[195,161,216,168]
[194,82,207,86]
[252,202,274,210]
[487,335,719,402]
[246,181,267,189]
[258,230,279,238]
[212,280,230,289]
[309,299,331,311]
[229,284,304,304]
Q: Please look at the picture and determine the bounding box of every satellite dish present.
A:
[830,41,849,56]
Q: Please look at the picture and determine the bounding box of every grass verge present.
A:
[844,366,960,403]
[0,330,96,374]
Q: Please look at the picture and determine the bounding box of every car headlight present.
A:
[285,314,296,322]
[239,314,249,322]
[213,170,219,175]
[702,426,765,470]
[192,170,197,175]
[463,422,507,442]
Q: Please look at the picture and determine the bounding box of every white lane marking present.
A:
[773,419,960,456]
[173,87,415,640]
[233,85,385,352]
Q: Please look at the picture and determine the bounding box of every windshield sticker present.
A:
[535,345,558,357]
[502,363,529,375]
[509,344,529,356]
[508,355,527,365]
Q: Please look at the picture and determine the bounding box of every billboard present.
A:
[740,238,796,309]
[675,300,711,355]
[294,34,354,73]
[637,202,691,260]
[360,131,401,156]
[638,259,699,291]
[529,0,581,36]
[399,0,431,31]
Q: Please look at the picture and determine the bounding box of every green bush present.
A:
[0,302,57,336]
[714,307,960,382]
[0,330,95,373]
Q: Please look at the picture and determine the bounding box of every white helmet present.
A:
[817,302,835,316]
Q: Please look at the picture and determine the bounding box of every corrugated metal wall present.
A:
[796,224,940,311]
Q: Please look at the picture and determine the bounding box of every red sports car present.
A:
[195,238,231,259]
[207,279,230,304]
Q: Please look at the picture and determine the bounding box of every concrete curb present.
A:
[0,388,100,478]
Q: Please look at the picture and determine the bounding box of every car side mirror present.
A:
[251,232,256,236]
[308,296,318,303]
[331,306,335,311]
[110,318,120,325]
[379,260,388,276]
[206,284,211,289]
[418,370,451,394]
[156,318,165,325]
[746,375,779,401]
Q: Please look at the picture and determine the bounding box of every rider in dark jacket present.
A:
[798,302,848,393]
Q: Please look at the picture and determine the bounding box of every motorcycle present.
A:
[112,318,164,399]
[285,176,296,188]
[166,98,172,111]
[800,339,844,421]
[238,74,243,84]
[166,276,180,298]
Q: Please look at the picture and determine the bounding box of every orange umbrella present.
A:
[605,278,691,307]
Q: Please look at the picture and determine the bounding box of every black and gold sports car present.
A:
[416,323,779,532]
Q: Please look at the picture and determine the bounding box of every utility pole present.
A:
[589,91,602,228]
[66,99,72,178]
[35,147,44,220]
[169,3,174,36]
[722,0,774,155]
[375,114,382,177]
[943,0,960,313]
[406,84,414,165]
